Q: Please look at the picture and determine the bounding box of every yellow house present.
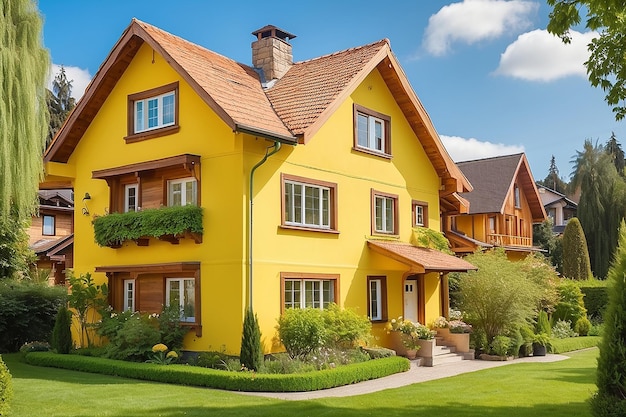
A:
[445,153,547,261]
[43,20,475,354]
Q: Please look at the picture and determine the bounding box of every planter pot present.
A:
[436,328,451,338]
[532,343,547,357]
[415,339,436,358]
[406,349,418,359]
[447,332,470,353]
[389,331,408,357]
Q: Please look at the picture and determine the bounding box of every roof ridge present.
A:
[457,152,524,165]
[294,38,390,65]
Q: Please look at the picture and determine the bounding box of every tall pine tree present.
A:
[0,0,50,220]
[47,66,75,147]
[606,132,625,177]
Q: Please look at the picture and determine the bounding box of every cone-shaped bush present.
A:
[590,222,626,416]
[51,305,73,354]
[240,308,263,371]
[562,218,592,280]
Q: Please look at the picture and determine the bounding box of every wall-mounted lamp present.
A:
[82,193,91,216]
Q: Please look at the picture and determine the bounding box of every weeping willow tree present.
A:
[571,139,626,279]
[0,0,50,220]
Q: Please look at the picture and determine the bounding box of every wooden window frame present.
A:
[280,173,339,234]
[280,272,339,314]
[367,276,388,322]
[514,185,521,208]
[371,189,399,236]
[125,82,180,144]
[412,200,429,228]
[42,214,56,236]
[353,104,391,158]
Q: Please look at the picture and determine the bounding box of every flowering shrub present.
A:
[387,316,435,349]
[146,343,179,365]
[448,320,472,334]
[432,316,449,329]
[19,341,51,354]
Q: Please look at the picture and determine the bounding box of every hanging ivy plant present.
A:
[92,205,203,247]
[411,227,453,254]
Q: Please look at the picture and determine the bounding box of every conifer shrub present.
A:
[240,308,263,371]
[561,218,592,280]
[536,310,552,336]
[51,305,73,354]
[574,316,591,336]
[590,223,626,416]
[0,355,12,416]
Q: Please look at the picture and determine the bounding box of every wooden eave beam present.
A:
[92,154,200,179]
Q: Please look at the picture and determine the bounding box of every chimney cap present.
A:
[252,25,297,42]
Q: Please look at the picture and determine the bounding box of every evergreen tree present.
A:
[51,305,73,354]
[590,222,626,416]
[571,139,626,279]
[539,155,568,194]
[561,218,592,280]
[240,307,263,371]
[0,0,50,220]
[606,132,625,177]
[46,66,75,147]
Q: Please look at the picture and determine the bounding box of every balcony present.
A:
[486,233,532,247]
[92,205,203,248]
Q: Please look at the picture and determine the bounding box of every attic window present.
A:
[353,104,391,158]
[125,82,180,143]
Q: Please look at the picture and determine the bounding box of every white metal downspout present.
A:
[248,141,281,310]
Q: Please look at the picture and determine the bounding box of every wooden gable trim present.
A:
[500,154,546,222]
[92,154,200,180]
[95,261,200,275]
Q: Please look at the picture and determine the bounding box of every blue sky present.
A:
[38,0,626,181]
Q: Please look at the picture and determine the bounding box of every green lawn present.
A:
[4,349,598,417]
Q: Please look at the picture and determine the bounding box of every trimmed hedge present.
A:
[25,352,410,392]
[548,336,601,354]
[579,286,608,321]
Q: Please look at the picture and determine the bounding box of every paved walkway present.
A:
[241,354,569,401]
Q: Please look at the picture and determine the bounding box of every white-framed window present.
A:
[415,205,424,226]
[284,279,335,310]
[166,277,196,322]
[42,215,55,236]
[374,194,396,234]
[124,184,138,212]
[168,177,197,206]
[354,104,391,155]
[123,279,135,312]
[368,278,382,321]
[134,91,175,134]
[284,180,330,229]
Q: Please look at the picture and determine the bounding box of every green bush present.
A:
[553,282,587,329]
[578,284,608,321]
[51,305,73,354]
[240,308,263,371]
[536,310,551,336]
[575,316,592,336]
[561,218,592,280]
[0,355,12,416]
[196,350,231,369]
[276,308,326,360]
[490,335,512,356]
[590,392,626,417]
[552,319,577,338]
[25,352,410,392]
[548,336,600,353]
[93,205,203,247]
[0,280,67,352]
[322,304,371,349]
[361,346,396,359]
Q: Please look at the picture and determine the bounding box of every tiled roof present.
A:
[457,154,523,214]
[367,240,476,272]
[266,40,389,135]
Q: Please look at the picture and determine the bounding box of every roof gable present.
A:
[458,153,546,221]
[45,19,295,163]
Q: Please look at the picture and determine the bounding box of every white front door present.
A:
[403,279,418,323]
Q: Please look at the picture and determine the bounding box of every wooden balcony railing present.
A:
[487,233,532,247]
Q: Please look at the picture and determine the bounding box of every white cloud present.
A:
[423,0,538,56]
[441,135,524,162]
[494,29,597,81]
[48,64,92,100]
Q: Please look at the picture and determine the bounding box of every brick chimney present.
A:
[252,25,296,82]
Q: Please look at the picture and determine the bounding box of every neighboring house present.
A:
[28,189,74,285]
[42,20,475,354]
[445,153,547,261]
[536,185,577,234]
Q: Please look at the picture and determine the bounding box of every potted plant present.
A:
[532,333,551,356]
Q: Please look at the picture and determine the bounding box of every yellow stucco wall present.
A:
[59,45,449,354]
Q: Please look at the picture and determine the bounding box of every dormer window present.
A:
[126,82,180,143]
[353,104,391,157]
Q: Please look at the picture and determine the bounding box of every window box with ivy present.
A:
[93,205,203,248]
